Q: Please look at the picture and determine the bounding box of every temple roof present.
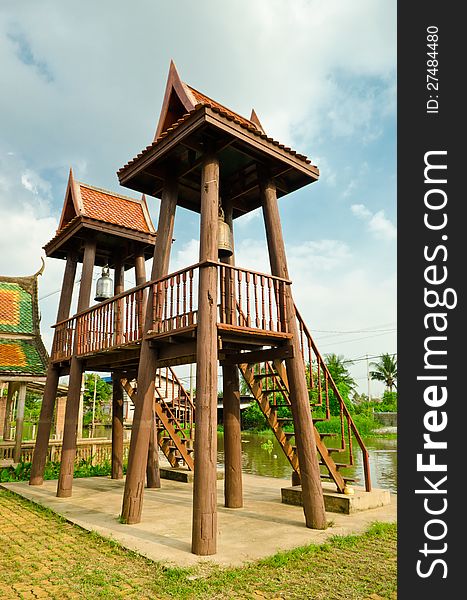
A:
[57,171,155,235]
[0,267,49,379]
[44,171,157,268]
[118,62,318,218]
[153,60,265,141]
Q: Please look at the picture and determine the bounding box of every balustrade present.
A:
[50,262,291,362]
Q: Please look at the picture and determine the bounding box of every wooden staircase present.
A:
[120,309,371,493]
[121,367,195,470]
[239,308,371,493]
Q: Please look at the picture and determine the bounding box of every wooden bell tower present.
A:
[118,61,327,555]
[31,61,371,559]
[30,171,156,492]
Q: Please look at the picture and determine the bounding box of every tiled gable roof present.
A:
[0,282,34,334]
[0,271,49,378]
[186,86,257,131]
[56,170,155,236]
[0,338,47,376]
[78,184,153,234]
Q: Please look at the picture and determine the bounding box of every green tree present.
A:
[82,373,112,425]
[324,353,356,390]
[370,353,397,392]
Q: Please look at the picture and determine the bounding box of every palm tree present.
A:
[324,353,356,390]
[370,353,397,392]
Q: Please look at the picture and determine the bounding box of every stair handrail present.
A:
[294,306,371,491]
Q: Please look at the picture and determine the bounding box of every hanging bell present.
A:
[94,265,113,301]
[218,206,233,258]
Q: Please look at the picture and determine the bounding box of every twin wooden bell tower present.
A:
[30,61,331,556]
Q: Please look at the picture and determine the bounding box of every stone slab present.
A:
[160,467,223,483]
[281,483,391,514]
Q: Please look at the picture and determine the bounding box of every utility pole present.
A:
[366,354,371,403]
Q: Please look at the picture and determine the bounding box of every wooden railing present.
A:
[295,308,371,491]
[51,262,291,361]
[0,438,130,465]
[218,263,288,333]
[154,367,195,434]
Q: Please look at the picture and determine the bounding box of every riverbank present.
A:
[0,488,396,599]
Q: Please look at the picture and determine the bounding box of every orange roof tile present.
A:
[78,185,152,233]
[187,86,257,131]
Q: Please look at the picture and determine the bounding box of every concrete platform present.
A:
[160,466,223,483]
[1,474,396,567]
[282,483,391,514]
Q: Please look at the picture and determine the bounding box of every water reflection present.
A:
[217,431,397,492]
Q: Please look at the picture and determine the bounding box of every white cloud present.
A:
[351,203,396,241]
[351,203,372,219]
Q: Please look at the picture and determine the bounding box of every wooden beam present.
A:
[112,370,124,479]
[30,253,78,486]
[121,173,179,523]
[221,345,294,366]
[221,199,243,510]
[260,170,326,530]
[192,152,219,556]
[57,238,96,498]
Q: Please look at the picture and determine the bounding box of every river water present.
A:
[23,424,396,492]
[217,431,397,493]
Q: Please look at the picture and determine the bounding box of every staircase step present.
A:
[320,474,356,483]
[277,417,293,423]
[320,461,351,469]
[312,418,329,422]
[253,373,278,379]
[284,431,295,438]
[269,404,292,410]
[318,432,337,437]
[326,447,346,453]
[262,388,286,394]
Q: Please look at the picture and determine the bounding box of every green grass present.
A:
[0,489,397,599]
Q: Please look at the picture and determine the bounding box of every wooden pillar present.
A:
[221,199,243,508]
[121,175,178,524]
[259,172,326,530]
[30,253,77,485]
[57,238,96,497]
[192,153,219,556]
[13,384,27,462]
[111,371,124,479]
[2,383,16,441]
[134,250,159,489]
[111,264,125,480]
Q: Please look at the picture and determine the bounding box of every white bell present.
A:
[95,265,113,301]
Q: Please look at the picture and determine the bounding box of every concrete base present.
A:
[160,466,224,483]
[281,482,391,514]
[1,474,396,567]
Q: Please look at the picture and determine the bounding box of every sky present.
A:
[0,1,396,396]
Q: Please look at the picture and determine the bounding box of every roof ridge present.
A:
[77,181,145,204]
[186,84,257,129]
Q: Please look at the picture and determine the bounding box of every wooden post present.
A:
[114,258,124,346]
[13,383,27,463]
[30,253,78,485]
[192,152,219,555]
[221,199,243,509]
[57,238,96,498]
[121,175,178,524]
[2,383,16,441]
[111,265,124,480]
[259,172,326,530]
[112,370,124,479]
[134,250,159,489]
